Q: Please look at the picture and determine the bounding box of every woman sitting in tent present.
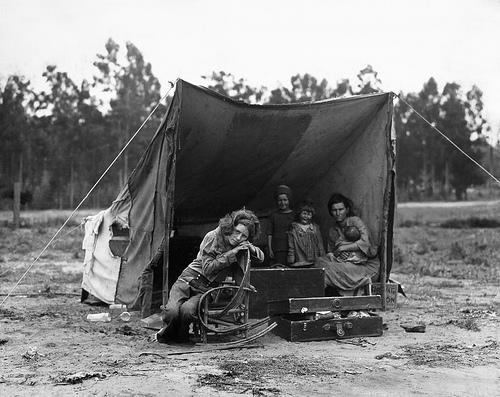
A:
[315,193,379,295]
[156,209,264,344]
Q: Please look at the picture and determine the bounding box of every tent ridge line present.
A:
[180,80,390,110]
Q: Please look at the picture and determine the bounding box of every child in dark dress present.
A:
[267,185,295,266]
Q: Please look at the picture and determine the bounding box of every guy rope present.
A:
[0,82,176,307]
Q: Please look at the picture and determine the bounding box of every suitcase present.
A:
[249,268,325,318]
[268,296,383,342]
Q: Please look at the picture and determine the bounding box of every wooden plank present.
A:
[268,295,382,315]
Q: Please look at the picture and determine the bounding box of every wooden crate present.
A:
[371,282,398,309]
[249,268,325,318]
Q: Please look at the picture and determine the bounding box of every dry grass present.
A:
[400,340,498,367]
[396,200,500,226]
[198,354,339,394]
[393,223,500,283]
[0,209,100,227]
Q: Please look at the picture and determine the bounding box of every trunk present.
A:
[13,153,23,228]
[123,119,130,185]
[119,132,128,188]
[420,149,431,199]
[69,161,75,208]
[269,296,383,342]
[123,152,129,185]
[443,161,451,200]
[249,268,325,318]
[455,187,465,201]
[13,181,21,229]
[18,154,23,188]
[10,153,15,187]
[488,145,494,195]
[430,163,436,198]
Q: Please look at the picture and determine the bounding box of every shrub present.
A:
[440,217,500,229]
[398,219,421,227]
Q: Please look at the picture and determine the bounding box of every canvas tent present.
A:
[81,79,396,309]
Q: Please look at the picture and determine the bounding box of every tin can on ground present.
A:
[119,312,131,322]
[86,313,111,322]
[109,304,127,310]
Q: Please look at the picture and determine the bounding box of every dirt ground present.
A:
[1,208,499,396]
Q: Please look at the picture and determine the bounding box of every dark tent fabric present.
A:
[111,80,395,305]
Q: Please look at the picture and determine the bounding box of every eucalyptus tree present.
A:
[93,38,165,187]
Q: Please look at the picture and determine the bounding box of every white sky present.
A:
[1,0,500,138]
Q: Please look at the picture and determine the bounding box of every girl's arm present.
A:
[287,231,295,265]
[267,214,274,259]
[267,234,274,258]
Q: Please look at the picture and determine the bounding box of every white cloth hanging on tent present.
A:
[81,208,122,304]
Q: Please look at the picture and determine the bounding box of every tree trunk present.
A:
[430,163,436,198]
[18,154,23,189]
[488,145,494,196]
[455,187,465,201]
[420,147,431,199]
[443,161,451,200]
[123,152,128,185]
[123,119,130,186]
[13,181,21,229]
[69,161,75,208]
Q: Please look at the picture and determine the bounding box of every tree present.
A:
[32,65,90,208]
[0,75,35,203]
[355,65,382,94]
[395,78,489,201]
[201,71,266,103]
[267,73,330,104]
[93,39,165,187]
[440,83,486,200]
[266,65,382,104]
[331,78,353,98]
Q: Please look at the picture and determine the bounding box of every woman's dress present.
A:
[314,216,379,290]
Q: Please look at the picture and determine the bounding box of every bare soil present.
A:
[1,210,499,396]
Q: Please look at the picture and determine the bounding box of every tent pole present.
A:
[380,95,396,310]
[162,131,177,309]
[162,222,171,309]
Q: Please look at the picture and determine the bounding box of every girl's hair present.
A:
[219,209,261,242]
[296,200,315,219]
[327,193,355,217]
